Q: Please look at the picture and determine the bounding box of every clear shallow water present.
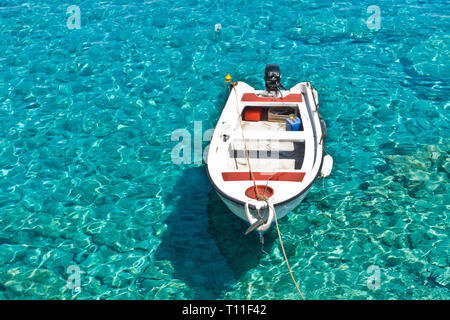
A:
[0,0,448,299]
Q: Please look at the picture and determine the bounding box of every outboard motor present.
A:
[264,64,282,93]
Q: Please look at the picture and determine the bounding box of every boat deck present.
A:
[241,120,286,131]
[228,120,306,171]
[228,141,305,171]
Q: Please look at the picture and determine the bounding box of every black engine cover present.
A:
[264,64,281,92]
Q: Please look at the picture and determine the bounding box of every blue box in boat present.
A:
[286,116,302,131]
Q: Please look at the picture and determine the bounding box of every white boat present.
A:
[206,65,333,233]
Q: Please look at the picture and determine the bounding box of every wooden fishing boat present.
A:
[206,64,333,233]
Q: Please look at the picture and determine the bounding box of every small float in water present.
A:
[206,64,333,233]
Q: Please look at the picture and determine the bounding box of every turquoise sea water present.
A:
[0,0,449,299]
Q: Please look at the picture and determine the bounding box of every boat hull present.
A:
[216,185,312,228]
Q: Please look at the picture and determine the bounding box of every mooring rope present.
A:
[230,82,306,300]
[271,201,306,300]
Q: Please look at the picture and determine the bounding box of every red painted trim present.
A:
[241,93,303,103]
[222,172,305,182]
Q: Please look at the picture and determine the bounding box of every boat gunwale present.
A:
[206,81,325,208]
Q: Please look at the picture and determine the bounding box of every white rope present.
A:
[271,202,306,300]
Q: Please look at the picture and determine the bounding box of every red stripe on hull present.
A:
[241,93,303,103]
[222,172,305,182]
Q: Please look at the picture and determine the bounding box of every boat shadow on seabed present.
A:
[154,167,276,299]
